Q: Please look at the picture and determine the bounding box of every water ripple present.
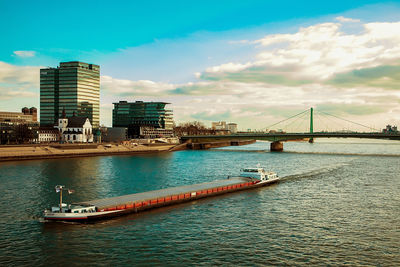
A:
[0,141,399,266]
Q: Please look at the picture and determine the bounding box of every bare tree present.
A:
[174,121,215,136]
[15,124,34,144]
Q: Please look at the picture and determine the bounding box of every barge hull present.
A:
[69,177,279,222]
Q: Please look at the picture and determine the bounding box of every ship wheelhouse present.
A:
[240,167,277,181]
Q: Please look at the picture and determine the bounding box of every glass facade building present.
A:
[112,101,174,138]
[40,61,100,128]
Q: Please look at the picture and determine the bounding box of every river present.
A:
[0,139,399,266]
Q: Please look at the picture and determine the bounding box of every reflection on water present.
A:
[0,140,400,266]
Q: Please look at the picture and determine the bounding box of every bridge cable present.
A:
[316,111,353,132]
[265,109,309,131]
[315,111,345,132]
[316,110,379,132]
[291,111,310,132]
[281,111,308,132]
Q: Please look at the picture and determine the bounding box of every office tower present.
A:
[40,61,100,127]
[112,101,174,138]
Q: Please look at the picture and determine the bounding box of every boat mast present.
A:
[55,185,74,212]
[59,186,63,212]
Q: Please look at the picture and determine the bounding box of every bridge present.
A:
[180,108,400,151]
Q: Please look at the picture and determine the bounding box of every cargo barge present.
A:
[43,167,279,222]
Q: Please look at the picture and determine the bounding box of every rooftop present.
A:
[67,117,89,128]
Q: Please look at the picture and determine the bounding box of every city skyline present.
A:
[1,1,400,130]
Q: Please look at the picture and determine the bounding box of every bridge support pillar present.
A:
[270,141,283,152]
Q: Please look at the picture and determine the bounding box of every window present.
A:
[73,135,76,140]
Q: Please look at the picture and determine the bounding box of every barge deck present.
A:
[78,177,260,212]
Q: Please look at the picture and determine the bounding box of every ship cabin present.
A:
[51,204,96,213]
[240,167,278,181]
[69,204,96,213]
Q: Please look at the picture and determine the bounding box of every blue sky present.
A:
[1,1,400,129]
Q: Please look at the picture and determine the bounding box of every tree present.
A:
[14,124,37,144]
[173,121,215,136]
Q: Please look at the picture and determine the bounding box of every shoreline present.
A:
[0,140,254,162]
[0,143,182,162]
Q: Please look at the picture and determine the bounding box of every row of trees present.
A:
[0,124,39,144]
[173,121,223,136]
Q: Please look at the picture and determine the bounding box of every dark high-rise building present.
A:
[40,61,100,127]
[112,101,174,138]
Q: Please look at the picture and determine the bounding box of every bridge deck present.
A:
[181,132,400,142]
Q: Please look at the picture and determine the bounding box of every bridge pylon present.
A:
[270,141,283,152]
[309,107,314,143]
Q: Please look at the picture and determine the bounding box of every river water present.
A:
[0,140,399,266]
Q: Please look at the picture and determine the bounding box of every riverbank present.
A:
[0,139,255,162]
[0,143,178,162]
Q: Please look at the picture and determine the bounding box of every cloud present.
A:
[205,62,252,73]
[0,62,40,109]
[316,103,385,116]
[0,61,40,84]
[101,75,175,96]
[204,21,400,83]
[327,64,400,89]
[0,91,38,100]
[335,16,361,23]
[13,50,36,58]
[191,111,231,122]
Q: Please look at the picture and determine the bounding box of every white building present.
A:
[38,129,59,143]
[227,123,238,133]
[55,116,93,143]
[212,121,227,130]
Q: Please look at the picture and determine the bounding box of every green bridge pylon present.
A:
[309,107,314,143]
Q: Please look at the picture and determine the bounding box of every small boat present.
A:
[43,167,279,222]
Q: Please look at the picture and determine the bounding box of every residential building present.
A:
[40,61,100,128]
[38,128,60,143]
[212,121,227,130]
[227,123,238,133]
[212,121,238,133]
[112,101,174,138]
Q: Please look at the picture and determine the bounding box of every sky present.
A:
[1,0,400,131]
